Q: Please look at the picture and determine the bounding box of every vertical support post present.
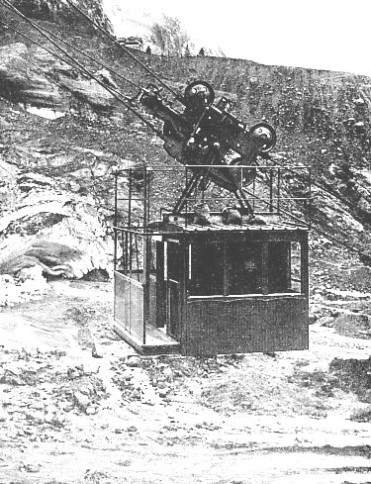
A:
[142,165,150,345]
[129,236,132,275]
[188,242,192,281]
[147,167,151,228]
[262,242,269,295]
[143,165,149,229]
[179,234,187,351]
[300,236,309,296]
[113,173,118,322]
[269,169,274,213]
[185,166,188,228]
[252,174,256,213]
[287,241,292,290]
[128,168,132,227]
[277,168,281,215]
[223,235,228,296]
[128,169,132,276]
[155,241,166,329]
[183,235,191,354]
[308,167,312,229]
[114,171,118,271]
[143,235,151,345]
[124,232,128,274]
[201,164,205,204]
[143,165,146,228]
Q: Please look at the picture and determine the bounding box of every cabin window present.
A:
[189,238,304,297]
[268,242,291,293]
[290,241,302,293]
[190,240,224,295]
[167,240,181,282]
[267,241,302,293]
[228,242,263,294]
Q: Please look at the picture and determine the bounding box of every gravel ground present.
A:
[1,254,371,483]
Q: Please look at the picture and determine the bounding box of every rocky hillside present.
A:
[1,0,371,281]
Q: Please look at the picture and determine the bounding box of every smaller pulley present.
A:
[249,123,277,154]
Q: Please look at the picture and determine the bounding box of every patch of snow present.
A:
[357,168,371,183]
[325,288,371,299]
[25,106,65,120]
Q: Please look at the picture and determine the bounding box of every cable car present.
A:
[2,1,311,356]
[113,164,310,356]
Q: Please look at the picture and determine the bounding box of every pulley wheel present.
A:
[249,123,277,153]
[184,80,215,107]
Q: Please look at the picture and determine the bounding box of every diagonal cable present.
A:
[64,0,185,104]
[0,0,162,135]
[2,11,142,92]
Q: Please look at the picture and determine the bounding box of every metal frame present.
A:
[113,164,311,234]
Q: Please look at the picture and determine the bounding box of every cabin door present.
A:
[166,240,182,340]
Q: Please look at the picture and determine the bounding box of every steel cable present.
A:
[3,13,145,92]
[0,0,162,135]
[64,0,185,104]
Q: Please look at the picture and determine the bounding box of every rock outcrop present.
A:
[7,0,112,30]
[0,42,116,110]
[0,125,139,277]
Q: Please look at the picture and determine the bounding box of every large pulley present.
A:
[184,80,215,109]
[228,123,277,188]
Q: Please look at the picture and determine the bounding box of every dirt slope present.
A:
[1,271,371,483]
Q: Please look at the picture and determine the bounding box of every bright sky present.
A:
[104,0,371,76]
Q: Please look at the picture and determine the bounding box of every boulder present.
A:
[0,164,112,278]
[0,43,65,108]
[0,212,111,278]
[333,313,371,338]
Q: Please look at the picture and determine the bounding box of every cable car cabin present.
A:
[113,165,310,356]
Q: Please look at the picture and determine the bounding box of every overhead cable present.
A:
[10,14,145,92]
[0,0,162,135]
[64,0,185,104]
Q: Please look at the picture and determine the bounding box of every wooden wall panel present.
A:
[185,296,308,356]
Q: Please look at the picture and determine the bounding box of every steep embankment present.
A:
[1,0,371,285]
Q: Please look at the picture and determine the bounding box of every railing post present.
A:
[277,168,281,215]
[308,167,312,229]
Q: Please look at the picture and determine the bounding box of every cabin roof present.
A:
[160,213,309,234]
[116,220,309,236]
[180,222,308,233]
